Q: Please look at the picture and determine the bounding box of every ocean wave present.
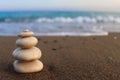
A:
[0,16,120,24]
[36,16,120,24]
[0,11,119,36]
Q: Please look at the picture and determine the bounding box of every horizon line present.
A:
[0,9,120,13]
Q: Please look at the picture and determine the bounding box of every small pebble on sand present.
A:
[113,36,117,40]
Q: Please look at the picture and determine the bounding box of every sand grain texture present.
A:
[0,33,120,80]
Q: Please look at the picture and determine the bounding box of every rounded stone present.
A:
[16,37,38,48]
[18,29,34,37]
[13,47,41,61]
[13,60,43,73]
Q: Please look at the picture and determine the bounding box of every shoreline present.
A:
[0,32,112,37]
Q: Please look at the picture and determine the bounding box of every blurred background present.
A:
[0,0,120,36]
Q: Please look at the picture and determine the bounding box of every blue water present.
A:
[0,11,120,22]
[0,11,120,36]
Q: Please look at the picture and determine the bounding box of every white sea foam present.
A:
[36,16,120,24]
[1,16,120,36]
[0,22,110,36]
[35,32,108,36]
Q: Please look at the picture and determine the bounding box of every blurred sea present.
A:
[0,11,120,36]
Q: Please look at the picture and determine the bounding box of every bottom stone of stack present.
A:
[13,60,43,73]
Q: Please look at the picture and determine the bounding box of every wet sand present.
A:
[0,33,120,80]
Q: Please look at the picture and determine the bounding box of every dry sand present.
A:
[0,33,120,80]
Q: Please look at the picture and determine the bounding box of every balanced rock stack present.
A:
[12,29,43,73]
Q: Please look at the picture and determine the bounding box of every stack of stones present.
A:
[12,29,43,73]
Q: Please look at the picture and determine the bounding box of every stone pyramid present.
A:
[12,29,43,73]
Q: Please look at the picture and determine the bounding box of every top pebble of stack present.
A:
[18,29,34,37]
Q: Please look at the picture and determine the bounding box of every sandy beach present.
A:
[0,33,120,80]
